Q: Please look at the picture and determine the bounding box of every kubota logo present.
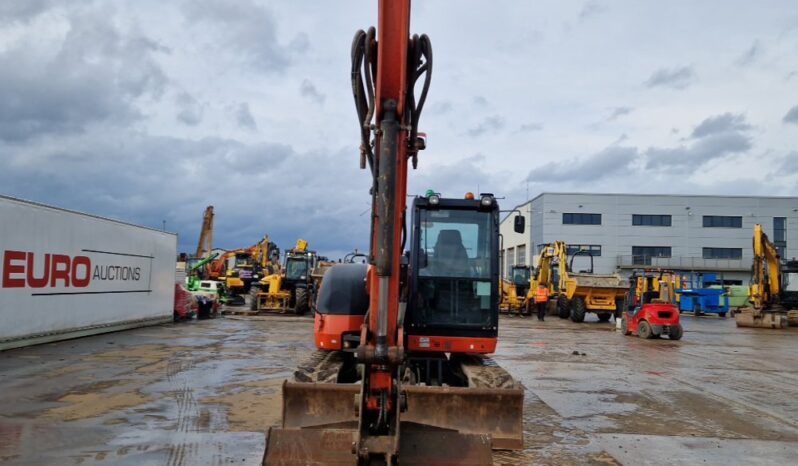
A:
[1,250,142,289]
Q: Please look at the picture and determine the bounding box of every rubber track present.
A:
[292,349,346,383]
[455,354,521,390]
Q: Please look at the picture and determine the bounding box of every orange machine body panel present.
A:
[314,313,365,351]
[407,335,497,354]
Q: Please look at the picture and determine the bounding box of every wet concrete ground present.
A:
[0,313,796,465]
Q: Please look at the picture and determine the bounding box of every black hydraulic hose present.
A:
[352,27,380,264]
[406,34,432,168]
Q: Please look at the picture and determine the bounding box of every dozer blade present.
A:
[264,427,492,466]
[265,382,495,465]
[403,384,524,450]
[734,308,788,329]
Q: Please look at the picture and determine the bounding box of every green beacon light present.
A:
[425,189,435,197]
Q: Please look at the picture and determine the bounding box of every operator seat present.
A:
[434,230,470,276]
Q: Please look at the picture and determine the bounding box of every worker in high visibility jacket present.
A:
[534,284,550,321]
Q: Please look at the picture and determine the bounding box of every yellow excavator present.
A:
[734,224,798,328]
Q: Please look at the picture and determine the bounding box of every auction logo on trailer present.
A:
[1,249,153,296]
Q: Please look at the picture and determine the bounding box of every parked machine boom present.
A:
[734,224,798,328]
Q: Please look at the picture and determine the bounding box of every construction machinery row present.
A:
[501,241,628,322]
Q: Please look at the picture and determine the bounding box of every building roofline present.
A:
[1,193,178,237]
[530,191,798,201]
[500,191,798,224]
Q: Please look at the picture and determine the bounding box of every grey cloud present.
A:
[467,115,505,137]
[408,157,524,205]
[0,9,166,142]
[526,146,639,182]
[735,40,762,67]
[519,122,543,132]
[472,96,488,107]
[579,1,607,20]
[430,101,453,114]
[607,106,633,121]
[783,105,798,124]
[646,132,751,170]
[691,113,751,138]
[0,0,56,23]
[236,103,257,130]
[175,92,203,126]
[300,79,326,104]
[780,152,798,173]
[644,66,695,89]
[182,0,304,72]
[0,133,370,257]
[646,113,753,170]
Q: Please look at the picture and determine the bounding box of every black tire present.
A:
[615,298,626,318]
[638,320,653,339]
[693,303,702,316]
[598,312,612,322]
[557,295,570,319]
[249,286,259,311]
[294,287,309,316]
[570,297,586,323]
[669,324,683,340]
[621,316,631,335]
[718,312,727,318]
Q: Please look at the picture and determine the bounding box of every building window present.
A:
[632,214,672,226]
[632,246,672,265]
[563,212,601,225]
[703,215,742,228]
[566,245,602,257]
[516,245,526,266]
[703,247,742,259]
[506,247,515,277]
[774,217,787,257]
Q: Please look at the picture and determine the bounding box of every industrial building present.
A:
[500,192,798,284]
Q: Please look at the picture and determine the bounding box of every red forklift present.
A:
[621,269,683,340]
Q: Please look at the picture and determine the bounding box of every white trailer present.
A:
[0,195,177,350]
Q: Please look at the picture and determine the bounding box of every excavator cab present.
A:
[407,193,501,351]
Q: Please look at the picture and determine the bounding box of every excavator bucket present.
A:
[263,381,520,465]
[734,308,788,328]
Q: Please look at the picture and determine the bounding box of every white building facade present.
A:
[500,193,798,284]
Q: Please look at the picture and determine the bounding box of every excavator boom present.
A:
[264,2,522,464]
[735,224,795,328]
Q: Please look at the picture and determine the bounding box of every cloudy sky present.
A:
[1,1,797,258]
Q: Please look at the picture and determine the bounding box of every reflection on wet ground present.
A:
[0,313,796,465]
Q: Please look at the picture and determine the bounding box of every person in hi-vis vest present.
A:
[534,284,550,321]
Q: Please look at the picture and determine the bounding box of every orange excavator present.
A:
[264,2,524,464]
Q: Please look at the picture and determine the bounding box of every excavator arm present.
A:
[736,224,792,328]
[195,206,214,258]
[264,1,521,464]
[751,223,782,309]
